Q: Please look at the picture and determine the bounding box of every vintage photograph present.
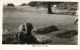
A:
[3,1,78,45]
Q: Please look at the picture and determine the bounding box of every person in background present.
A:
[74,10,78,25]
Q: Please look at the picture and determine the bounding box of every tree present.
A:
[28,2,60,14]
[47,2,53,14]
[28,2,38,7]
[7,3,15,7]
[42,2,60,14]
[20,3,27,6]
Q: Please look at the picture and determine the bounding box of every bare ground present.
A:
[3,6,78,44]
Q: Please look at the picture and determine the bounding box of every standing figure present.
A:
[74,19,78,25]
[74,10,78,25]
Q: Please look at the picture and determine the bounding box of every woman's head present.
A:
[25,22,33,35]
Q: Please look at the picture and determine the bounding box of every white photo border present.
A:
[0,0,80,50]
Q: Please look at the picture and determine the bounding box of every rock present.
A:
[34,25,58,34]
[56,30,78,38]
[35,35,51,43]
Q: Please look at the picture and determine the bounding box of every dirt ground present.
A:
[3,6,78,45]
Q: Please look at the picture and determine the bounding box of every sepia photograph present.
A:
[2,0,78,45]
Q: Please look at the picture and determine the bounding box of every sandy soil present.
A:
[3,6,78,44]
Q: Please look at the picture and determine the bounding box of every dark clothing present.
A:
[19,32,39,44]
[18,23,39,44]
[74,19,78,24]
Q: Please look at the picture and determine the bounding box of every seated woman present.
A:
[18,22,39,44]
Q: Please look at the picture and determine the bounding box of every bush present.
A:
[7,3,15,7]
[20,3,27,6]
[28,2,38,7]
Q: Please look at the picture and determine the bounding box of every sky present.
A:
[3,0,31,5]
[3,0,78,5]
